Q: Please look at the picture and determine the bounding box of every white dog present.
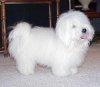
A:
[8,11,94,77]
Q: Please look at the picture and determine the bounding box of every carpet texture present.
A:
[0,44,100,87]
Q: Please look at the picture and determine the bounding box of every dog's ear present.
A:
[55,14,73,46]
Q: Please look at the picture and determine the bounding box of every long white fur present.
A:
[8,11,94,77]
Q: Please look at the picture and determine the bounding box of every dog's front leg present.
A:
[52,64,71,77]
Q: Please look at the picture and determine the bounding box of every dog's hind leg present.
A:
[16,57,35,75]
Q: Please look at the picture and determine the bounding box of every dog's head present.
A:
[55,11,94,46]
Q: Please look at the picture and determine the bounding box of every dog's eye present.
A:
[72,25,76,28]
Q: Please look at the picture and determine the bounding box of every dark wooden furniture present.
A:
[85,12,100,42]
[0,0,60,56]
[85,12,100,19]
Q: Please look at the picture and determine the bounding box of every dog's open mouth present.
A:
[81,33,88,40]
[81,33,91,45]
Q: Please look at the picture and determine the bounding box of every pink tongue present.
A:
[81,33,88,40]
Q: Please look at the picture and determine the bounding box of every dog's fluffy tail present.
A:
[8,22,32,43]
[8,22,32,57]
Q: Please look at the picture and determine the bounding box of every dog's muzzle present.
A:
[81,33,88,40]
[81,28,88,40]
[80,28,92,45]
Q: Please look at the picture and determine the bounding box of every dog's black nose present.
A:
[82,28,87,33]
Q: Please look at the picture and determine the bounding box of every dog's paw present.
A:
[18,69,34,75]
[71,68,78,75]
[52,68,71,77]
[17,66,34,75]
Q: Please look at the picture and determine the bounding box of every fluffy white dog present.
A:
[8,11,94,77]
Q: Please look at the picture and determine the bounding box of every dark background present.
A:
[0,0,100,47]
[0,0,70,47]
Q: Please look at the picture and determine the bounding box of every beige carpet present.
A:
[0,44,100,87]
